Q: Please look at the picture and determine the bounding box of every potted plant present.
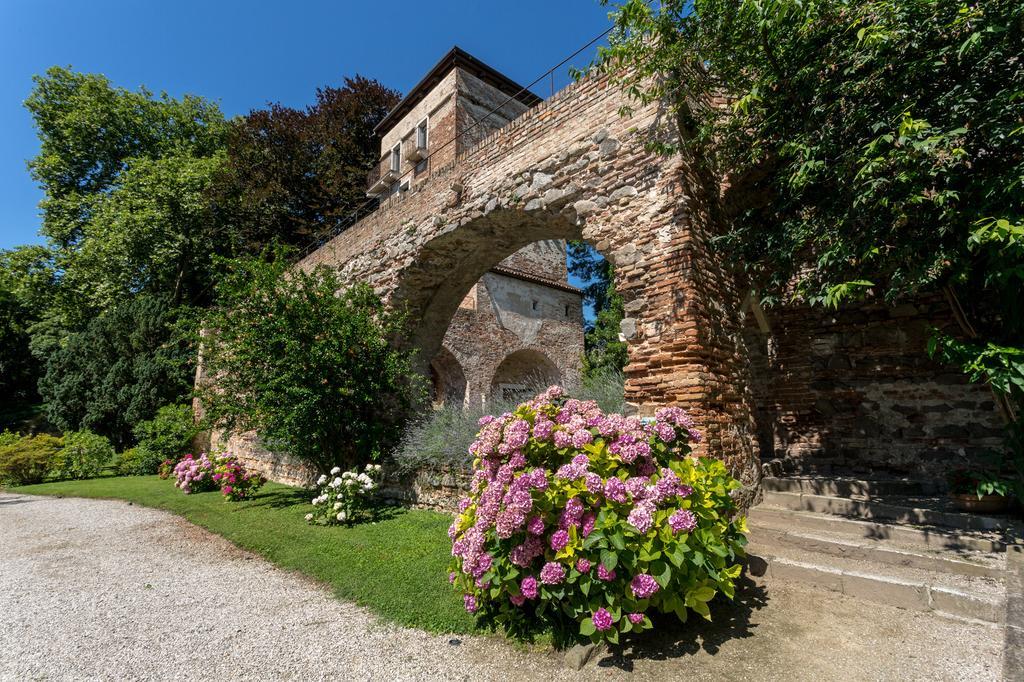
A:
[946,468,1013,514]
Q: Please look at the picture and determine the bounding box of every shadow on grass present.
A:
[247,486,311,510]
[596,575,770,671]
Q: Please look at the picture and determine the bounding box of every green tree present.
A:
[209,76,400,251]
[568,242,627,374]
[38,295,195,448]
[0,246,56,408]
[598,0,1024,418]
[198,248,426,473]
[24,66,228,324]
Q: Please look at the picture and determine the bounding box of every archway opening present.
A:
[389,209,645,475]
[489,349,562,403]
[429,347,468,408]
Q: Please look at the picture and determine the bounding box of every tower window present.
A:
[416,118,428,149]
[390,143,401,172]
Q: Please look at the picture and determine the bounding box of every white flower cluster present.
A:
[306,463,384,526]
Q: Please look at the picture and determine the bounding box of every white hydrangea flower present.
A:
[333,502,342,510]
[330,466,341,475]
[336,511,346,521]
[332,477,343,487]
[316,474,327,486]
[345,479,356,487]
[304,513,313,521]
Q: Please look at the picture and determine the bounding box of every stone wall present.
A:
[456,69,531,151]
[379,466,472,514]
[206,429,316,487]
[744,293,1005,478]
[297,70,766,499]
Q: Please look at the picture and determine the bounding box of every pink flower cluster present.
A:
[450,384,706,633]
[172,453,263,501]
[173,454,217,494]
[212,455,265,501]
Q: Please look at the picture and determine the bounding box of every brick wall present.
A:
[744,293,1004,478]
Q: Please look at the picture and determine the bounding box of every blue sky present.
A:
[0,0,613,251]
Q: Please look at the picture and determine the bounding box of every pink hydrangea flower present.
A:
[592,607,613,631]
[540,562,566,585]
[533,418,554,441]
[526,515,545,535]
[604,477,628,503]
[669,508,698,534]
[510,594,526,606]
[627,502,656,534]
[571,429,593,448]
[576,558,591,573]
[580,512,596,538]
[550,529,569,551]
[520,576,539,599]
[464,594,478,613]
[628,612,644,624]
[630,573,660,599]
[597,564,616,581]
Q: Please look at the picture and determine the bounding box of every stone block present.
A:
[841,572,929,612]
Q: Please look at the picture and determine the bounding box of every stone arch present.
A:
[429,346,468,407]
[390,207,584,367]
[297,71,764,495]
[489,348,562,403]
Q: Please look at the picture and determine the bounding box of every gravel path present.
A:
[0,492,1004,681]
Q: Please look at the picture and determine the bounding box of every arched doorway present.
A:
[489,348,562,404]
[429,346,468,408]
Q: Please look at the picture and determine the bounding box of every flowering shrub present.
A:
[172,454,218,494]
[448,387,748,645]
[306,463,383,525]
[212,455,265,501]
[158,457,177,480]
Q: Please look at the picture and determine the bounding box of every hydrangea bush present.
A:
[212,455,266,501]
[448,387,748,644]
[306,463,383,525]
[172,452,264,501]
[158,457,177,480]
[172,454,218,494]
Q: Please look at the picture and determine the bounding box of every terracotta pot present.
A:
[949,493,1009,514]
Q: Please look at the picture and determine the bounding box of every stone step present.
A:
[762,475,939,498]
[751,526,1005,580]
[762,490,1016,532]
[748,545,1006,624]
[749,505,1009,553]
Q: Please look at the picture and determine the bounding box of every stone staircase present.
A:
[747,475,1021,624]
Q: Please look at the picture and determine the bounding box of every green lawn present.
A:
[10,476,474,634]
